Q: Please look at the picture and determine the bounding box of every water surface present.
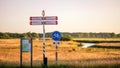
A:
[81,43,96,48]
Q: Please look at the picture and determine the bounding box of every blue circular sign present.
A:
[52,31,61,41]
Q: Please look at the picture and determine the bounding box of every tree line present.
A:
[0,32,120,39]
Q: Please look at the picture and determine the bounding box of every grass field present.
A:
[74,38,120,43]
[0,39,120,68]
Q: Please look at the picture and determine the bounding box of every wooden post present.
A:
[30,38,33,68]
[20,38,22,68]
[56,44,58,64]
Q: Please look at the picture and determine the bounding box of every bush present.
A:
[60,35,72,41]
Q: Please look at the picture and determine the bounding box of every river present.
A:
[81,43,96,48]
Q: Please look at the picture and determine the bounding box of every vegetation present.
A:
[0,63,119,68]
[74,38,120,43]
[0,32,39,39]
[0,32,120,39]
[61,35,73,41]
[0,39,120,68]
[62,32,120,38]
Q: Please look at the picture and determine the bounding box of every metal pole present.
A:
[42,10,46,58]
[56,44,58,64]
[42,10,47,66]
[42,10,45,47]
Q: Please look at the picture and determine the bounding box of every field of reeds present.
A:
[74,38,120,43]
[0,39,120,68]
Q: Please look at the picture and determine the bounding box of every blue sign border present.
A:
[52,31,61,41]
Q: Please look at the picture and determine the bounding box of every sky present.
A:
[0,0,120,33]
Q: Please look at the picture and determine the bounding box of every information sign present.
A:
[21,38,31,52]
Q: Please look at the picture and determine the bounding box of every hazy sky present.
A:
[0,0,120,33]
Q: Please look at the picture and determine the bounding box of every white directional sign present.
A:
[30,16,58,25]
[30,20,58,25]
[30,16,58,20]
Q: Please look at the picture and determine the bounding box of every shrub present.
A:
[60,35,73,41]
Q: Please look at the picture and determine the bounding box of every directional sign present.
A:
[52,31,61,41]
[30,16,58,20]
[30,20,58,25]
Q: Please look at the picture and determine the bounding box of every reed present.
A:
[0,39,120,68]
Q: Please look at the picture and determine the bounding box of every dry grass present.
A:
[96,43,120,47]
[0,39,120,67]
[74,38,120,41]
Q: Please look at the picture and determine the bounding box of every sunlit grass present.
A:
[73,38,120,43]
[0,39,120,68]
[0,62,119,68]
[73,38,120,41]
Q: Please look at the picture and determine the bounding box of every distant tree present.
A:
[61,34,72,41]
[46,33,51,38]
[116,33,120,38]
[110,33,116,38]
[0,32,120,39]
[1,33,11,39]
[26,32,32,38]
[31,32,39,38]
[22,33,28,38]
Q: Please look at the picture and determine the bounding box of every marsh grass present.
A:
[0,62,120,68]
[74,38,120,43]
[0,39,120,68]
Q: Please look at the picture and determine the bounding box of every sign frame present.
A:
[21,38,31,52]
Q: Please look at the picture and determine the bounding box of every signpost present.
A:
[52,31,61,64]
[20,38,32,68]
[30,10,58,66]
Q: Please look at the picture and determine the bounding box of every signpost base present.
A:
[44,57,48,66]
[43,57,47,68]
